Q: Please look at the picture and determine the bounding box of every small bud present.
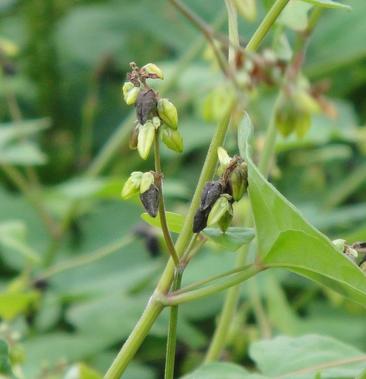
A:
[193,207,210,233]
[207,194,233,227]
[140,184,160,217]
[136,89,158,124]
[129,126,139,150]
[200,181,223,210]
[137,121,155,160]
[152,116,161,129]
[217,147,231,167]
[122,82,140,105]
[121,171,143,199]
[161,127,184,153]
[228,162,248,201]
[140,172,155,194]
[157,98,178,129]
[142,63,164,79]
[217,147,232,176]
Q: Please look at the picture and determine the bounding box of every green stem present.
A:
[105,0,290,373]
[105,104,234,379]
[164,269,182,379]
[162,265,264,306]
[154,131,180,266]
[246,0,290,52]
[225,0,239,65]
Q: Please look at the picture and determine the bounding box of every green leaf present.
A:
[250,335,366,378]
[0,339,16,378]
[181,362,253,379]
[238,116,366,307]
[0,142,46,165]
[301,0,351,10]
[141,211,184,233]
[0,221,40,263]
[0,291,39,320]
[278,1,313,31]
[203,227,255,251]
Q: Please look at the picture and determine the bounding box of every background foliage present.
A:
[0,0,365,378]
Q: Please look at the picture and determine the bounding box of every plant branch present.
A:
[162,264,264,306]
[246,0,290,52]
[154,131,179,266]
[104,102,234,379]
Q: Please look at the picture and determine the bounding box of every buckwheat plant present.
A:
[105,1,366,379]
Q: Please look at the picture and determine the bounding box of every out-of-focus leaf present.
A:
[0,291,39,320]
[141,211,184,233]
[278,1,312,31]
[0,339,16,378]
[238,115,366,307]
[250,335,366,378]
[181,362,253,379]
[64,363,102,379]
[301,0,351,10]
[203,227,255,251]
[0,221,40,262]
[0,119,49,146]
[306,0,366,75]
[0,142,46,165]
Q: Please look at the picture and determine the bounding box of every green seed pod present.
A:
[142,63,164,79]
[136,89,158,124]
[140,172,155,194]
[193,207,210,233]
[121,171,143,199]
[207,194,232,226]
[129,126,139,150]
[140,184,160,217]
[137,121,155,160]
[161,127,183,153]
[200,181,223,210]
[217,203,233,232]
[122,82,140,105]
[157,98,178,129]
[228,162,248,201]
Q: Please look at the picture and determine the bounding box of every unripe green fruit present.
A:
[157,98,178,129]
[137,121,155,160]
[142,63,164,79]
[121,171,143,199]
[161,127,183,153]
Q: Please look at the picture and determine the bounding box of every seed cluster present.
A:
[121,62,183,218]
[193,147,248,233]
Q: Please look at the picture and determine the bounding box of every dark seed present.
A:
[136,89,158,124]
[200,181,223,210]
[193,207,210,233]
[140,184,160,217]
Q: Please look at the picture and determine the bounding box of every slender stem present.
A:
[164,269,182,379]
[39,235,133,279]
[154,131,179,266]
[246,0,290,52]
[225,0,239,65]
[105,103,234,379]
[175,264,252,295]
[163,265,264,306]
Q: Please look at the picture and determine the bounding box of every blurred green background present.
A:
[0,0,366,378]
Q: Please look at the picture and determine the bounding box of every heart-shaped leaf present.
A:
[238,114,366,307]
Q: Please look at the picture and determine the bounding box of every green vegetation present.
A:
[0,1,365,378]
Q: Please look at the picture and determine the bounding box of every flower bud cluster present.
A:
[193,147,248,233]
[121,62,183,160]
[121,171,160,217]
